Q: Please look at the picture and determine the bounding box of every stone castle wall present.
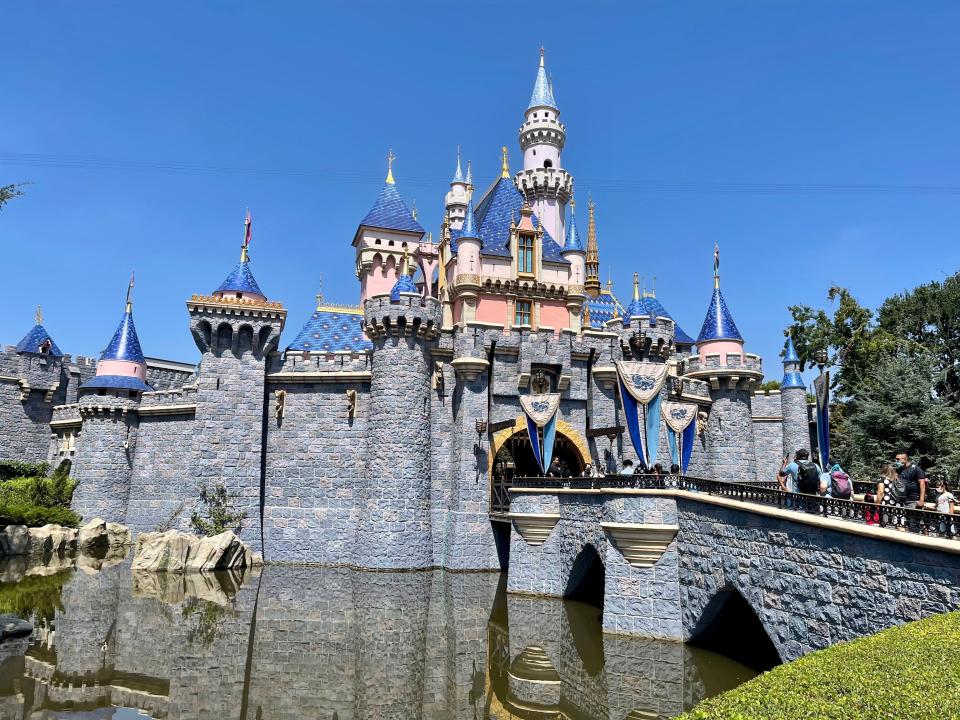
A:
[751,390,785,482]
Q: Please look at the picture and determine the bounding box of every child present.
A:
[935,477,955,515]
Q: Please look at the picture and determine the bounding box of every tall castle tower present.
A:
[71,276,151,522]
[780,335,809,457]
[187,213,286,553]
[443,150,471,230]
[686,246,762,480]
[515,49,573,245]
[358,249,439,569]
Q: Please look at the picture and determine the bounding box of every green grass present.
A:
[679,612,960,720]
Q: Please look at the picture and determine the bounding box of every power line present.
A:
[2,152,959,196]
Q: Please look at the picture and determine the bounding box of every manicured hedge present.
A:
[0,473,79,527]
[0,461,48,482]
[679,612,960,720]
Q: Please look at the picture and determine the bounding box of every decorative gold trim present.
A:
[188,294,285,310]
[316,303,363,315]
[489,415,590,475]
[601,522,679,568]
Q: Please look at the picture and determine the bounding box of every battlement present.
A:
[51,403,82,428]
[604,315,676,360]
[364,295,441,341]
[682,352,763,390]
[268,349,373,384]
[514,167,573,202]
[139,385,199,415]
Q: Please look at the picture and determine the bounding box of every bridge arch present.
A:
[687,582,781,671]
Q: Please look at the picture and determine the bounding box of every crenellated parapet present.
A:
[363,295,441,342]
[683,353,763,391]
[138,385,199,416]
[608,315,677,361]
[187,294,286,359]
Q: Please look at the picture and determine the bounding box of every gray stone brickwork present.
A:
[70,393,139,523]
[357,295,439,569]
[751,390,784,482]
[675,497,960,662]
[781,386,810,459]
[705,386,757,482]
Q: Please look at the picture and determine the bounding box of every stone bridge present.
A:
[505,479,960,666]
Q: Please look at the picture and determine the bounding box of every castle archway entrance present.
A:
[490,416,590,514]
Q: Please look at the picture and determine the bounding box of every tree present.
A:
[757,380,781,392]
[0,183,26,211]
[877,274,960,404]
[836,350,960,480]
[190,484,246,536]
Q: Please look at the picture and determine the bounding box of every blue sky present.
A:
[3,1,959,381]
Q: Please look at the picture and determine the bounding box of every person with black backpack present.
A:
[779,449,822,495]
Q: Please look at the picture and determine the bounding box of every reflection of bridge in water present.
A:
[0,561,753,720]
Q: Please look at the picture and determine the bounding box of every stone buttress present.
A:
[358,294,439,569]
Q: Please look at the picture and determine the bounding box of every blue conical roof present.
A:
[389,273,420,302]
[359,182,425,235]
[461,198,479,239]
[16,325,63,357]
[452,153,464,183]
[696,286,743,344]
[528,53,557,110]
[100,310,145,363]
[640,296,696,345]
[561,207,583,253]
[215,259,265,298]
[784,335,799,363]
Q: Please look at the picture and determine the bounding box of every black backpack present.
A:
[797,461,821,494]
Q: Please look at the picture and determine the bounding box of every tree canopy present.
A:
[0,183,26,211]
[786,276,960,480]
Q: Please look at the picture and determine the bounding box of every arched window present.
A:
[543,159,553,169]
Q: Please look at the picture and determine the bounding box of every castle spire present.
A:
[561,198,583,252]
[461,197,479,239]
[389,246,420,302]
[501,146,510,179]
[452,146,464,183]
[782,335,804,388]
[465,160,473,189]
[696,244,743,344]
[125,271,135,314]
[240,208,252,262]
[584,196,601,298]
[386,149,396,185]
[35,305,42,325]
[528,47,557,110]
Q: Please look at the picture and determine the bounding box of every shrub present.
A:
[0,461,49,482]
[190,484,245,537]
[0,476,76,510]
[679,611,960,720]
[0,503,80,528]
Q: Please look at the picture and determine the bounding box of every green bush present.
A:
[0,461,49,482]
[679,612,960,720]
[0,476,76,509]
[0,570,70,623]
[0,503,80,528]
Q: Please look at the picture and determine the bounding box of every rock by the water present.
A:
[0,526,30,556]
[106,522,132,547]
[0,616,33,642]
[28,525,77,556]
[132,530,253,573]
[77,518,109,549]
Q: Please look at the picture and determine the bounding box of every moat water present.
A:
[0,558,756,719]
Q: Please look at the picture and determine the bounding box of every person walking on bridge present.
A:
[896,452,928,509]
[779,449,821,495]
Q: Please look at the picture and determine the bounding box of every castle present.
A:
[0,51,811,569]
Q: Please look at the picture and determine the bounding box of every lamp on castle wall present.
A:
[629,330,647,357]
[474,419,488,484]
[814,349,829,374]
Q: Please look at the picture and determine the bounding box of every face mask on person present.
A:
[894,460,905,470]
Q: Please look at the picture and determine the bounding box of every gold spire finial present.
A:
[501,146,510,178]
[386,149,396,185]
[315,273,324,309]
[35,305,42,325]
[401,246,410,276]
[632,272,640,302]
[570,196,576,212]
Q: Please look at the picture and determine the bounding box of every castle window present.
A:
[515,301,532,326]
[518,235,534,274]
[543,159,553,169]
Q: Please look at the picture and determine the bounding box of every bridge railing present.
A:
[511,474,960,540]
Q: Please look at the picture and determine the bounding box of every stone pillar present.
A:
[187,297,286,556]
[71,394,139,523]
[357,295,439,569]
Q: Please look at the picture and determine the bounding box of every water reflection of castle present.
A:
[0,562,752,719]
